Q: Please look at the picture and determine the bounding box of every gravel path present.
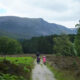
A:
[32,61,56,80]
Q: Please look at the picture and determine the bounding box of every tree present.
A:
[21,38,38,53]
[74,20,80,56]
[0,36,22,54]
[0,36,9,54]
[7,39,22,54]
[37,36,52,53]
[75,20,80,28]
[21,36,54,54]
[53,34,75,56]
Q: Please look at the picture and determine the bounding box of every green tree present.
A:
[53,34,75,56]
[0,36,9,54]
[37,36,52,53]
[74,20,80,56]
[21,36,54,54]
[0,36,22,54]
[7,39,22,54]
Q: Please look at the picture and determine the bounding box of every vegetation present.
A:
[0,16,75,39]
[0,74,25,80]
[21,35,54,54]
[0,34,76,54]
[0,36,22,54]
[53,34,75,56]
[21,34,76,54]
[46,21,80,80]
[48,64,75,80]
[0,57,34,80]
[0,21,79,80]
[47,56,80,80]
[74,21,80,56]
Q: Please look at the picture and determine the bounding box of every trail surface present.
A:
[32,61,56,80]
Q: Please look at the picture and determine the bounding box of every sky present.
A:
[0,0,80,28]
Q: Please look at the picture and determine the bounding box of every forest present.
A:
[0,34,76,55]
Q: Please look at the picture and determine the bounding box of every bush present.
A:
[53,34,75,56]
[0,73,26,80]
[0,36,22,54]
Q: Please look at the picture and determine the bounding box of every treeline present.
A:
[0,36,22,54]
[21,34,75,54]
[1,27,80,56]
[52,21,80,56]
[0,34,76,55]
[53,34,76,56]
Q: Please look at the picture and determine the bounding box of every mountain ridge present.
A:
[0,16,76,39]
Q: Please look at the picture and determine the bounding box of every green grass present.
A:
[0,56,34,80]
[0,57,33,64]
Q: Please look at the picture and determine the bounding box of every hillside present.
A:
[0,16,75,39]
[70,28,77,34]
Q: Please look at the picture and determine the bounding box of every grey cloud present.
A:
[25,0,69,12]
[0,0,79,28]
[36,3,68,12]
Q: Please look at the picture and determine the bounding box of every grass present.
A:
[47,63,75,80]
[0,56,34,80]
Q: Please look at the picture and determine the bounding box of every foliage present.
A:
[74,28,80,56]
[0,57,34,80]
[21,35,54,54]
[53,34,75,56]
[74,21,80,56]
[0,34,76,54]
[0,36,22,54]
[37,36,53,53]
[20,34,76,54]
[68,34,76,43]
[0,73,26,80]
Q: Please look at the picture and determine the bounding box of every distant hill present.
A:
[70,28,77,34]
[0,16,75,39]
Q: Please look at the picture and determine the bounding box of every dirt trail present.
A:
[32,60,56,80]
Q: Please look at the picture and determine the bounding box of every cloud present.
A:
[0,0,79,28]
[26,0,69,12]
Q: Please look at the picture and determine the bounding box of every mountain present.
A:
[0,16,75,39]
[70,28,77,34]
